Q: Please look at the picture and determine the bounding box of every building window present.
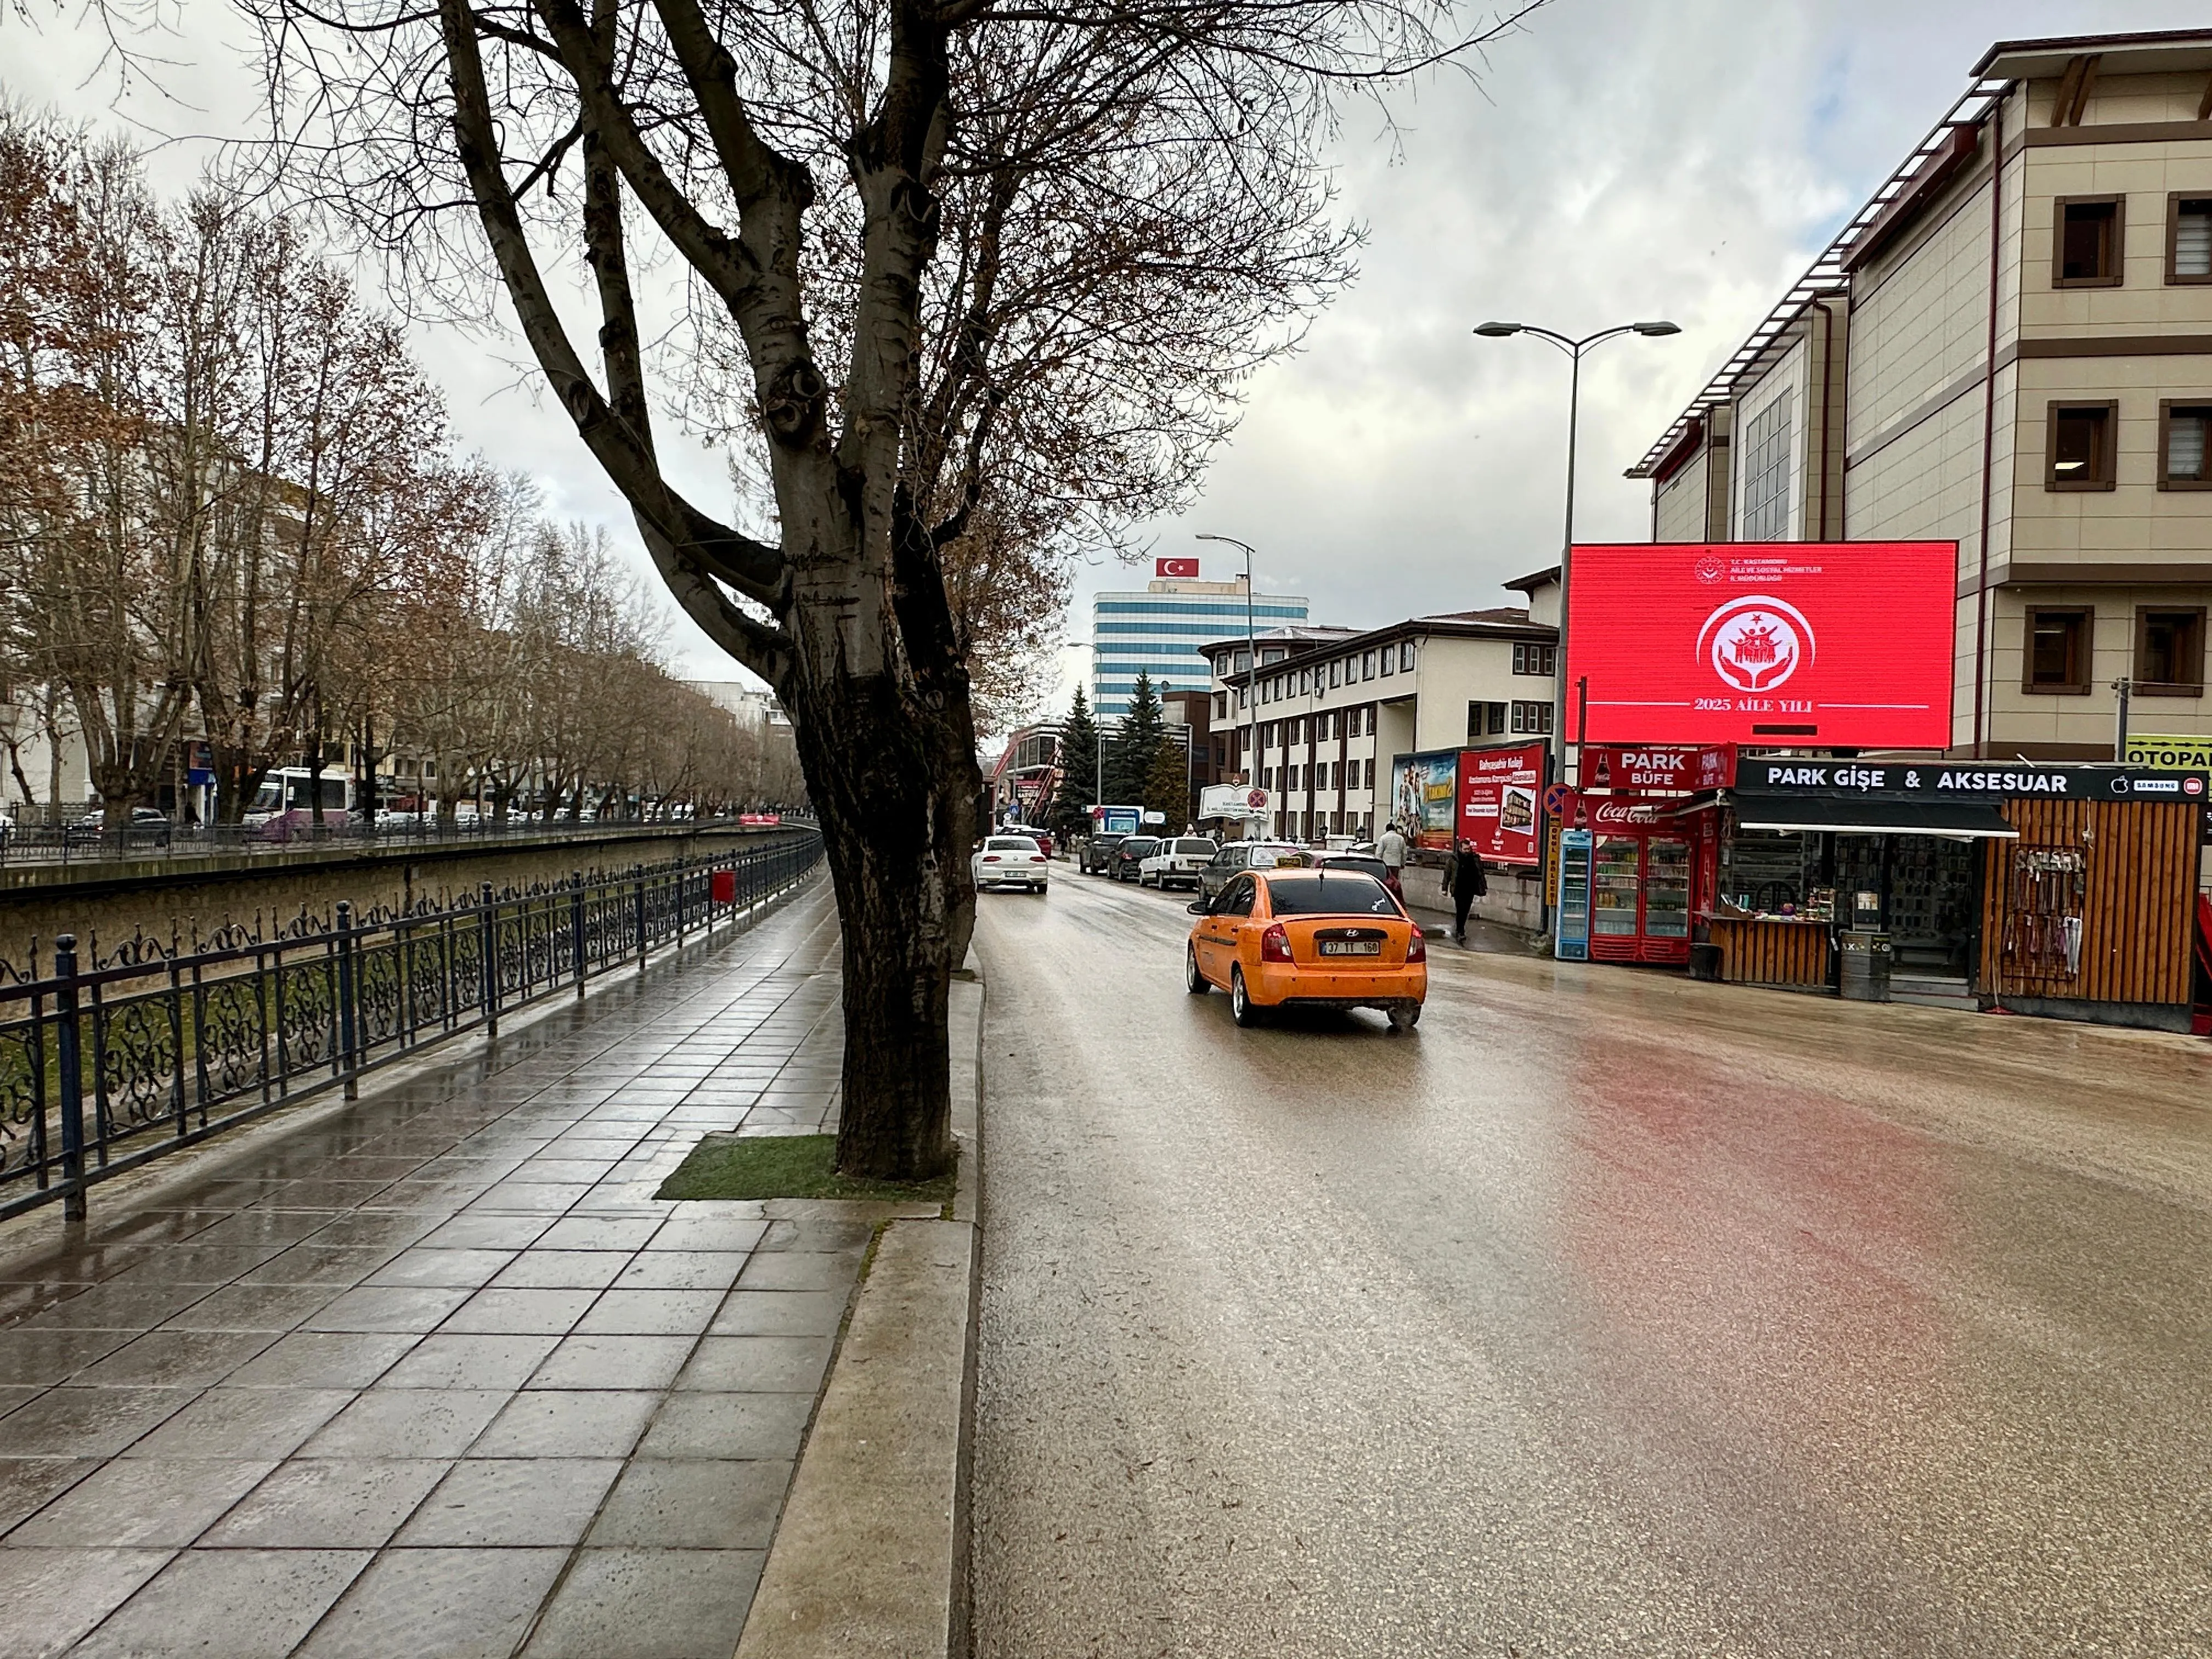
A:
[1509,700,1554,735]
[1511,642,1557,676]
[2169,195,2212,284]
[1329,658,1341,688]
[2054,195,2124,287]
[2135,607,2206,695]
[2048,402,2118,490]
[1362,650,1375,679]
[1214,692,1228,720]
[1261,767,1274,790]
[1740,389,1793,541]
[1400,641,1415,672]
[1379,644,1394,676]
[2159,401,2212,488]
[2024,607,2092,694]
[1299,668,1310,695]
[1363,758,1376,789]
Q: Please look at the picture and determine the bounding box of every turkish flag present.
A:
[1155,557,1199,578]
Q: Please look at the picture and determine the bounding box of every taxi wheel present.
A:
[1230,967,1262,1028]
[1186,944,1209,995]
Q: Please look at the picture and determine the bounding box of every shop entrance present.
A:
[1834,834,1979,977]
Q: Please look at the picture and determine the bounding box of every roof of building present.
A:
[1625,46,2048,478]
[1199,607,1553,686]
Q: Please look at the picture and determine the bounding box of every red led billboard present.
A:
[1565,542,1956,748]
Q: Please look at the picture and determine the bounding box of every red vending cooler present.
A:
[1587,826,1693,964]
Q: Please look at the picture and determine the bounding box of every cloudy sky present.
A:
[10,0,2210,727]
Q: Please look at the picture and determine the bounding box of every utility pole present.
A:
[1475,318,1679,936]
[1198,533,1261,840]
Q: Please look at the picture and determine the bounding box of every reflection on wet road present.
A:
[970,870,2212,1658]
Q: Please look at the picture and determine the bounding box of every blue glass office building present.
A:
[1092,580,1309,717]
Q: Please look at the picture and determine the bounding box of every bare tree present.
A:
[239,0,1543,1175]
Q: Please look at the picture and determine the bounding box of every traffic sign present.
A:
[1543,783,1572,818]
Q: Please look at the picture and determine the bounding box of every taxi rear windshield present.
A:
[1265,873,1400,916]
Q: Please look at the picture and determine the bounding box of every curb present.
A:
[735,955,984,1659]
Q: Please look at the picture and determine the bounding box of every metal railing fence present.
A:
[0,812,812,870]
[0,831,823,1226]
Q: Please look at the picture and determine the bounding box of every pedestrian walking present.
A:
[1377,819,1408,900]
[1442,838,1487,944]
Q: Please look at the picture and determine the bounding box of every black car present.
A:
[1081,833,1126,874]
[1108,835,1160,881]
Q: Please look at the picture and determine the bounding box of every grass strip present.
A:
[654,1132,955,1203]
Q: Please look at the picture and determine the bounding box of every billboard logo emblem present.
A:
[1694,554,1725,584]
[1699,595,1813,692]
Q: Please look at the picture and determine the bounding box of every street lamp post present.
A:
[1197,533,1262,839]
[1475,318,1679,932]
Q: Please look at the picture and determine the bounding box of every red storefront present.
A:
[1553,746,1734,965]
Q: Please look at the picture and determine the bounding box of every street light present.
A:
[1476,318,1678,928]
[1195,532,1262,838]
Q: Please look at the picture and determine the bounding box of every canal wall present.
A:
[0,826,793,969]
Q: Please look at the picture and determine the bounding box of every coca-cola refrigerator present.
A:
[1588,828,1693,965]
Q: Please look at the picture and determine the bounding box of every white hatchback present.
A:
[973,834,1049,893]
[1139,836,1220,891]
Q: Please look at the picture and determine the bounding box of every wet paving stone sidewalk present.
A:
[0,883,871,1659]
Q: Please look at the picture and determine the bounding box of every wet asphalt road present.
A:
[969,868,2212,1658]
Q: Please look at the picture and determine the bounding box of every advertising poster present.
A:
[1455,743,1545,866]
[1389,751,1459,851]
[1565,542,1955,748]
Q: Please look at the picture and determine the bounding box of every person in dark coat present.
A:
[1441,838,1487,944]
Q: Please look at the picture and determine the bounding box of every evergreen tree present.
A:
[1047,690,1099,843]
[1142,735,1192,831]
[1103,671,1165,803]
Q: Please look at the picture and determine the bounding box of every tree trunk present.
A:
[785,657,974,1182]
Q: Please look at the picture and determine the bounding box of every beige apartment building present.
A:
[1637,29,2212,760]
[1203,585,1559,844]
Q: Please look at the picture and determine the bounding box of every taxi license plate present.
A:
[1319,940,1381,956]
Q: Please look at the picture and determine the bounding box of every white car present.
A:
[1139,836,1220,891]
[973,834,1049,893]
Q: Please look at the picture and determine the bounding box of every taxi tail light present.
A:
[1406,929,1426,963]
[981,855,1000,863]
[1259,923,1294,963]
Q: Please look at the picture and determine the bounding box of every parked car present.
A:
[972,833,1049,894]
[1081,833,1127,874]
[1139,836,1220,891]
[1197,840,1311,902]
[1107,835,1160,882]
[1030,831,1054,860]
[67,807,172,847]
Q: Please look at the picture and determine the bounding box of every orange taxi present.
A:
[1183,864,1427,1031]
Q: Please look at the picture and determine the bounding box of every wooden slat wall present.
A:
[1979,800,2199,1006]
[1713,918,1830,988]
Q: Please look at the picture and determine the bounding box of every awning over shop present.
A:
[1731,795,2020,840]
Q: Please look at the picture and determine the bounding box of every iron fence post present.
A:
[675,855,686,943]
[634,864,647,966]
[336,900,359,1099]
[480,882,500,1037]
[572,871,587,999]
[54,934,86,1224]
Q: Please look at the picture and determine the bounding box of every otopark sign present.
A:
[1565,542,1956,749]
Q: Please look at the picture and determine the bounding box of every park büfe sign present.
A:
[1565,542,1955,749]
